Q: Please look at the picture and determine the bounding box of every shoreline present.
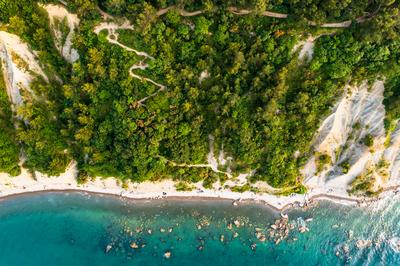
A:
[0,188,359,212]
[1,163,399,212]
[0,180,386,213]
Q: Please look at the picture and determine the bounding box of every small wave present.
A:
[388,237,400,253]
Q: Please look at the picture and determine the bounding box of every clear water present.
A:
[0,192,399,266]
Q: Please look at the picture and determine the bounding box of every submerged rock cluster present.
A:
[102,212,314,260]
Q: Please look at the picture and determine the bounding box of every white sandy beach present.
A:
[0,160,377,211]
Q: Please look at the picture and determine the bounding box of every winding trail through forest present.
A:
[93,6,374,193]
[156,136,293,194]
[158,155,286,194]
[158,153,298,194]
[227,7,376,28]
[158,155,232,177]
[93,8,301,192]
[94,21,154,59]
[94,21,165,105]
[156,5,375,28]
[228,7,377,28]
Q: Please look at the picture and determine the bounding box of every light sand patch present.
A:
[292,36,319,62]
[199,70,209,83]
[207,135,220,173]
[298,36,315,62]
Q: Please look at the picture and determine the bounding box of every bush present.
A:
[175,181,195,191]
[363,134,374,147]
[339,160,350,174]
[77,170,89,184]
[316,153,331,172]
[230,184,251,193]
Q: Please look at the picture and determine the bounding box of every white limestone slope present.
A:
[303,80,400,194]
[292,36,316,62]
[43,4,80,63]
[0,31,48,106]
[383,122,400,186]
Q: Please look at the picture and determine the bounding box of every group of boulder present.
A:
[104,213,314,258]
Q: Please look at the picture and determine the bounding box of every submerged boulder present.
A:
[105,244,113,253]
[164,251,171,259]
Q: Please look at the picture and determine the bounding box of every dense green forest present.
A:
[0,62,20,176]
[0,0,399,192]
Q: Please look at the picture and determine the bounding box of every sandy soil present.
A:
[292,36,316,62]
[199,70,209,83]
[297,36,315,61]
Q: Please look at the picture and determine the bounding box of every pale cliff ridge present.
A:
[303,80,400,194]
[42,4,80,63]
[0,31,48,107]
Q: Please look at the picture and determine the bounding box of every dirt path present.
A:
[308,20,352,28]
[156,6,205,17]
[94,22,154,59]
[158,136,291,194]
[129,62,166,106]
[227,7,288,18]
[158,155,232,176]
[160,155,296,194]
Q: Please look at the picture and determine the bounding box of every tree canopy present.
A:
[0,0,400,190]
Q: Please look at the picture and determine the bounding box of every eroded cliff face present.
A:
[42,4,80,63]
[0,31,48,107]
[302,80,400,195]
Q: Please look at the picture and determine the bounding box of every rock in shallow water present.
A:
[164,251,171,259]
[105,244,112,253]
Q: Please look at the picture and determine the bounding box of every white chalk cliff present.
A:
[303,80,400,194]
[0,31,48,106]
[43,4,80,63]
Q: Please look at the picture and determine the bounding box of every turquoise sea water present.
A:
[0,193,399,265]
